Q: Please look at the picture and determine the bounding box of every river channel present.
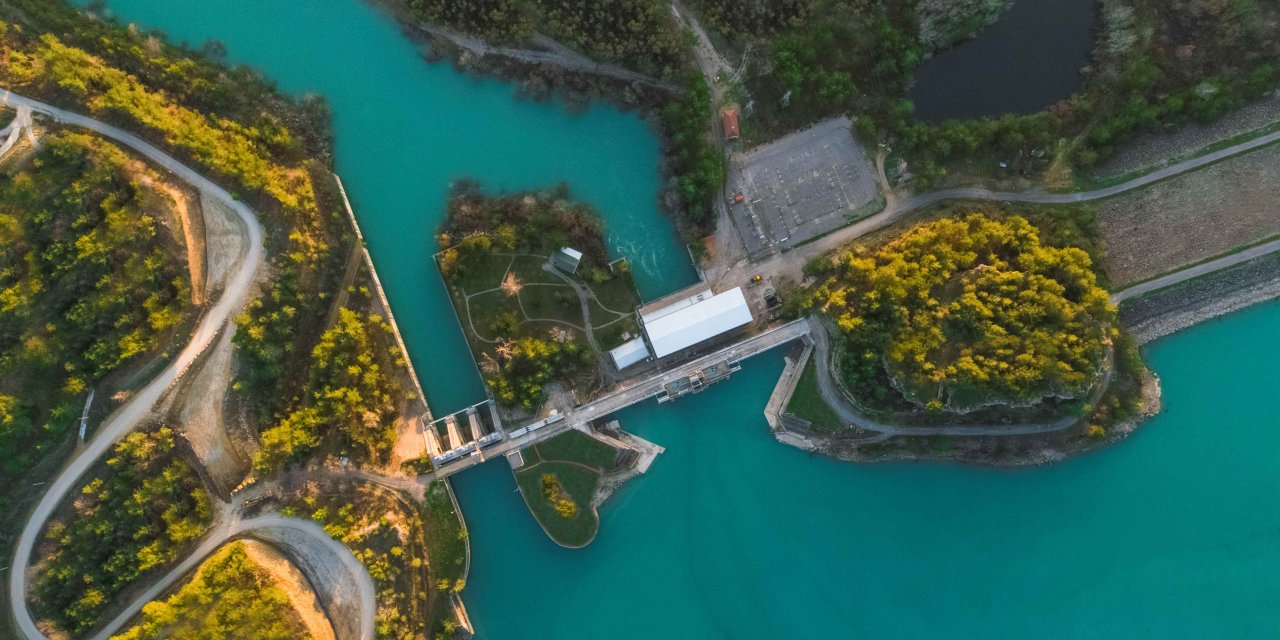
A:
[84,1,1280,637]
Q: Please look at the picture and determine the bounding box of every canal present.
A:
[83,1,1280,637]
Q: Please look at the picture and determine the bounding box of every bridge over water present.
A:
[423,318,812,481]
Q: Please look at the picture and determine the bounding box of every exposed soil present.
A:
[240,539,338,640]
[131,165,206,306]
[1096,143,1280,286]
[199,191,253,302]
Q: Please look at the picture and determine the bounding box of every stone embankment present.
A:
[1119,251,1280,344]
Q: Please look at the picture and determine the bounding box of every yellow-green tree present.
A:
[813,214,1113,411]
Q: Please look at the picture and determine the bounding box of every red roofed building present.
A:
[722,107,740,140]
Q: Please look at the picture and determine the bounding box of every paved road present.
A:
[719,128,1280,292]
[1,89,266,640]
[425,319,813,480]
[0,105,33,158]
[805,316,1114,438]
[1110,237,1280,303]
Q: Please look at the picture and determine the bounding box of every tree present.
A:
[812,214,1114,412]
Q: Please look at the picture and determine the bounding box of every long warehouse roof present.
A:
[643,288,753,358]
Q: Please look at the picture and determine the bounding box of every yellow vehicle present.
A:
[750,274,763,285]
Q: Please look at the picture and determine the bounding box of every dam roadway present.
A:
[424,318,812,481]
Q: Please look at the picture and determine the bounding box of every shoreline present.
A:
[769,370,1163,467]
[333,172,476,633]
[1119,250,1280,345]
[764,323,1165,467]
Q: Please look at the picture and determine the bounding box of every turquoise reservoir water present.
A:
[88,0,696,412]
[82,1,1280,637]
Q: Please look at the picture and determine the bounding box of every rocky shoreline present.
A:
[1120,249,1280,345]
[776,370,1161,468]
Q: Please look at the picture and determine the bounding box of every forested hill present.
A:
[403,0,689,79]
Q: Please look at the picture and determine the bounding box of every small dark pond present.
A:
[908,0,1099,122]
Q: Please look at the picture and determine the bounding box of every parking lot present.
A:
[726,117,880,261]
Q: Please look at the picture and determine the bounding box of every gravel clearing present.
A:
[1093,93,1280,179]
[1096,142,1280,286]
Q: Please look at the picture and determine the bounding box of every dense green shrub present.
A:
[35,428,212,634]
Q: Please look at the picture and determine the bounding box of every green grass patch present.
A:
[422,481,468,584]
[513,431,620,547]
[532,430,619,471]
[515,461,604,547]
[589,270,641,314]
[785,359,843,433]
[516,284,581,325]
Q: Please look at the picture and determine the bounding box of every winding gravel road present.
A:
[0,89,271,640]
[87,512,375,640]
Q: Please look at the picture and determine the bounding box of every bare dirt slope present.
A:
[167,328,251,496]
[200,190,252,302]
[240,539,337,640]
[1097,143,1280,286]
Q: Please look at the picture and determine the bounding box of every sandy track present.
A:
[1,89,267,640]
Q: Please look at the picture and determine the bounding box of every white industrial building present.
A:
[609,337,651,370]
[639,287,753,359]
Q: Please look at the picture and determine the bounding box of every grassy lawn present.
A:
[514,463,601,547]
[517,284,582,325]
[533,430,619,471]
[590,271,641,314]
[514,431,620,547]
[594,315,640,350]
[422,481,468,584]
[785,359,843,433]
[465,290,522,340]
[0,107,14,129]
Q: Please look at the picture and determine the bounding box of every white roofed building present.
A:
[641,287,753,358]
[609,337,651,369]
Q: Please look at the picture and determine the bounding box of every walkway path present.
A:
[721,128,1280,289]
[415,22,679,92]
[1110,237,1280,303]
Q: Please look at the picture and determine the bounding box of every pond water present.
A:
[908,0,1099,122]
[82,1,1280,638]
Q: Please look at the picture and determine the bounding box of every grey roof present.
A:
[643,288,753,358]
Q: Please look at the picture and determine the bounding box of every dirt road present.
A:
[804,316,1114,438]
[1,89,265,640]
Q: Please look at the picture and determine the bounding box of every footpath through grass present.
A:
[514,430,620,547]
